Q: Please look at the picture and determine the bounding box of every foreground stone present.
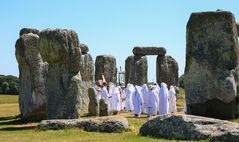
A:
[156,55,178,87]
[16,32,48,121]
[184,11,239,119]
[95,55,117,84]
[133,46,166,56]
[38,116,128,133]
[39,29,83,119]
[125,55,147,85]
[88,88,98,116]
[140,114,239,141]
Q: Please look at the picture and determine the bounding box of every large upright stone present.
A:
[88,88,98,116]
[125,55,147,86]
[79,49,94,114]
[184,11,239,119]
[156,55,178,87]
[133,46,166,56]
[39,29,83,119]
[95,55,117,83]
[16,32,48,121]
[99,99,109,116]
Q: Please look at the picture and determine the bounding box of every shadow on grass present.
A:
[0,118,29,125]
[0,115,20,121]
[0,126,36,131]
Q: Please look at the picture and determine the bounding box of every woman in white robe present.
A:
[108,84,115,111]
[141,84,148,114]
[133,85,143,117]
[159,82,169,115]
[101,85,109,105]
[111,86,121,111]
[168,86,177,113]
[125,84,134,111]
[147,85,159,116]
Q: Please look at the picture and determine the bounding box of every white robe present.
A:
[133,85,143,115]
[108,84,115,111]
[159,82,169,115]
[101,86,109,104]
[147,87,159,115]
[111,87,121,111]
[96,91,102,102]
[125,84,134,111]
[168,86,177,113]
[141,84,148,114]
[121,89,126,110]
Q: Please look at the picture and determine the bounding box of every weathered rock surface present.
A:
[156,55,178,87]
[133,46,166,56]
[20,28,40,36]
[95,55,117,84]
[237,23,239,36]
[80,43,89,54]
[79,53,94,114]
[125,55,147,86]
[140,114,239,141]
[38,116,128,133]
[184,11,239,119]
[88,88,98,116]
[39,29,83,119]
[16,33,48,121]
[99,99,109,116]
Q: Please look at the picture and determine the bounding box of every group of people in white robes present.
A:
[123,82,177,117]
[95,82,177,117]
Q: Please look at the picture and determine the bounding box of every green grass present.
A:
[0,91,230,142]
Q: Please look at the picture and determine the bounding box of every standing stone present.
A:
[99,99,109,116]
[125,55,148,86]
[156,55,178,87]
[16,32,48,121]
[79,49,94,114]
[184,11,239,119]
[95,55,117,84]
[88,88,98,116]
[39,29,83,119]
[20,28,40,36]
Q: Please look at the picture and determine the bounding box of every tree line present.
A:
[0,74,19,95]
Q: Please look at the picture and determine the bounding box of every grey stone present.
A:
[79,53,94,114]
[88,88,98,116]
[95,55,117,84]
[15,33,48,121]
[38,116,128,133]
[237,23,239,36]
[39,29,83,119]
[184,11,239,119]
[80,43,89,54]
[99,99,109,116]
[125,55,147,86]
[133,46,166,56]
[156,55,178,87]
[140,114,239,141]
[20,28,39,36]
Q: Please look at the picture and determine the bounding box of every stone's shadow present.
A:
[0,118,29,125]
[0,126,36,131]
[0,115,19,121]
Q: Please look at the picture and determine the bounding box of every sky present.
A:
[0,0,238,82]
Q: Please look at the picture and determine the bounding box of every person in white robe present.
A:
[125,84,135,112]
[159,82,169,115]
[147,85,159,116]
[168,86,177,113]
[121,88,126,111]
[108,84,115,111]
[141,84,148,114]
[96,87,102,102]
[101,83,110,106]
[111,86,121,112]
[133,85,143,117]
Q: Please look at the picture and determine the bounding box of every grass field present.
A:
[0,91,208,142]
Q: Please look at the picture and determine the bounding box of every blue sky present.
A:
[0,0,238,82]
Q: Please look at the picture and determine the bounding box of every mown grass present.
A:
[0,91,218,142]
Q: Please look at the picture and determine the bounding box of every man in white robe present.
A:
[133,85,143,117]
[147,85,159,117]
[125,84,134,112]
[159,82,169,115]
[111,86,121,112]
[108,84,115,111]
[141,84,148,114]
[168,86,177,113]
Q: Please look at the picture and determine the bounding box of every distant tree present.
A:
[1,81,9,94]
[179,74,184,88]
